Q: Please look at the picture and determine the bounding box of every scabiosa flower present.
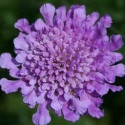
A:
[0,3,125,125]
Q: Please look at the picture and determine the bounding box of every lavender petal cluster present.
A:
[0,3,125,125]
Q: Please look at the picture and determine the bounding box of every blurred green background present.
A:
[0,0,125,125]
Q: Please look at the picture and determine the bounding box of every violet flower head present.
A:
[0,3,125,125]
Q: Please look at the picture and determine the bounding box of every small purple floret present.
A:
[0,3,125,125]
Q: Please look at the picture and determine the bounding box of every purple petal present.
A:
[96,22,107,36]
[25,34,36,45]
[21,83,34,95]
[112,64,125,77]
[88,104,104,118]
[100,14,112,28]
[51,98,62,111]
[0,53,18,69]
[37,91,46,104]
[87,12,99,25]
[108,85,123,92]
[67,5,86,22]
[35,18,48,30]
[67,5,80,19]
[41,83,50,90]
[47,90,55,100]
[86,83,95,93]
[33,102,51,125]
[9,67,20,78]
[0,78,22,94]
[105,74,115,83]
[94,83,109,96]
[73,7,86,21]
[14,18,31,33]
[29,78,36,86]
[15,51,27,63]
[70,5,81,10]
[104,64,122,83]
[108,52,123,64]
[69,97,87,115]
[14,37,29,51]
[62,103,80,122]
[40,3,55,26]
[94,72,104,81]
[56,6,66,21]
[64,93,71,101]
[23,90,37,108]
[91,97,103,107]
[78,91,91,108]
[108,35,123,51]
[54,6,66,29]
[104,69,116,83]
[65,18,72,31]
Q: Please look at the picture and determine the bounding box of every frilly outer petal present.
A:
[40,3,55,26]
[0,78,23,94]
[33,102,51,125]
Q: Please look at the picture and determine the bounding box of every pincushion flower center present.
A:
[24,27,90,92]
